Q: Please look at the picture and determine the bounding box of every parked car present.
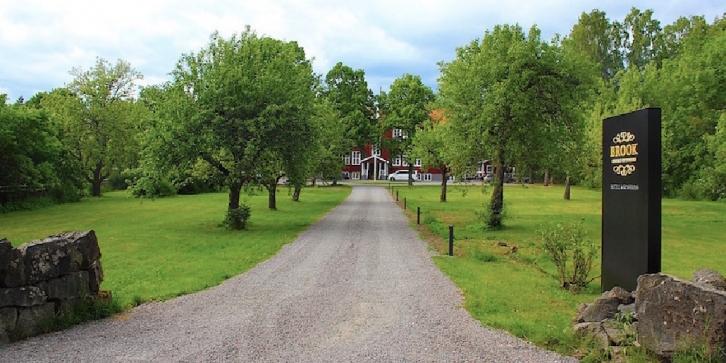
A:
[388,170,413,181]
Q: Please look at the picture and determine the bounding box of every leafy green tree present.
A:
[323,62,377,152]
[310,99,347,186]
[0,98,84,207]
[564,9,625,80]
[380,74,435,186]
[622,7,663,69]
[152,30,316,228]
[40,58,142,196]
[439,25,587,228]
[412,115,453,201]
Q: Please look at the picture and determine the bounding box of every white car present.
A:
[388,170,413,181]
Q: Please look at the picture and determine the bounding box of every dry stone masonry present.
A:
[0,231,103,344]
[574,269,726,359]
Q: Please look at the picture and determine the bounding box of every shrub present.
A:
[224,204,251,230]
[472,249,498,263]
[539,223,596,292]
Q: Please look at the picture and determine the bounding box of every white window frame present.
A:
[351,151,361,165]
[486,165,493,174]
[373,146,381,156]
[393,128,402,138]
[402,155,408,167]
[351,171,360,180]
[423,173,432,181]
[393,155,402,166]
[343,154,351,165]
[415,159,422,167]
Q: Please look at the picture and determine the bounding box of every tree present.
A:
[381,74,435,186]
[41,59,142,196]
[323,62,377,152]
[622,7,663,69]
[310,99,347,187]
[564,9,625,80]
[154,30,316,228]
[0,99,84,206]
[412,111,453,201]
[439,25,587,228]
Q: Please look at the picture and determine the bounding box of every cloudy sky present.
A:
[1,0,723,101]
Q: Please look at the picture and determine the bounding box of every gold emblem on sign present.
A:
[613,131,635,144]
[610,131,637,176]
[613,164,636,176]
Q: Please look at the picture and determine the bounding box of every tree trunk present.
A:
[408,163,414,186]
[488,150,505,228]
[226,181,244,230]
[332,178,338,186]
[311,177,317,187]
[440,166,448,202]
[292,184,302,202]
[543,169,550,187]
[268,180,277,210]
[564,175,571,200]
[90,161,105,197]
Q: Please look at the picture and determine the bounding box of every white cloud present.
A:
[0,0,723,100]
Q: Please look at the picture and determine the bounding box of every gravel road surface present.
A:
[1,186,574,362]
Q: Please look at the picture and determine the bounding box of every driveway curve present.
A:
[1,186,573,362]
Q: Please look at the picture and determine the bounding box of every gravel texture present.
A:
[0,186,574,362]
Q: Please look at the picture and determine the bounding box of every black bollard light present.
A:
[396,190,399,201]
[404,197,407,209]
[417,207,420,225]
[448,225,454,256]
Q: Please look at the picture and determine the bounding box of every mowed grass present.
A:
[0,186,350,307]
[391,183,726,355]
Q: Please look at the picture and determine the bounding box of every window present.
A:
[486,165,493,174]
[373,146,380,156]
[393,128,403,138]
[351,151,361,165]
[393,155,402,166]
[343,154,351,165]
[402,155,408,167]
[351,171,360,180]
[423,173,432,181]
[415,159,422,167]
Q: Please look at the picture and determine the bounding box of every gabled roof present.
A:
[360,155,389,163]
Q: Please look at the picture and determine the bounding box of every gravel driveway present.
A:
[0,186,573,362]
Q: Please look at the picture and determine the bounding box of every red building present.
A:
[341,127,445,181]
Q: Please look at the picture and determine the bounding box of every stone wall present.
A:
[0,231,103,343]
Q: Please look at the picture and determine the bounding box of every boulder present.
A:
[13,302,55,338]
[617,303,635,315]
[37,271,90,300]
[693,268,726,291]
[603,286,634,305]
[0,307,18,337]
[635,273,726,357]
[88,261,104,294]
[575,296,620,323]
[0,240,25,288]
[19,231,100,284]
[0,286,46,307]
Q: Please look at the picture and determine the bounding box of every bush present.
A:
[224,204,251,230]
[539,223,596,292]
[125,169,176,198]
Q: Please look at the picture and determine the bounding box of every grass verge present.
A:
[390,183,725,358]
[0,186,351,308]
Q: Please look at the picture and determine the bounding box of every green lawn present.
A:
[0,186,350,307]
[392,183,726,355]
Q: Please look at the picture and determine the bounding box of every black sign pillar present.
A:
[602,108,661,292]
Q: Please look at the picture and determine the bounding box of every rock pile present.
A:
[0,231,104,344]
[574,269,726,359]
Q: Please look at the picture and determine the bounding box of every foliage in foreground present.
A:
[539,223,597,291]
